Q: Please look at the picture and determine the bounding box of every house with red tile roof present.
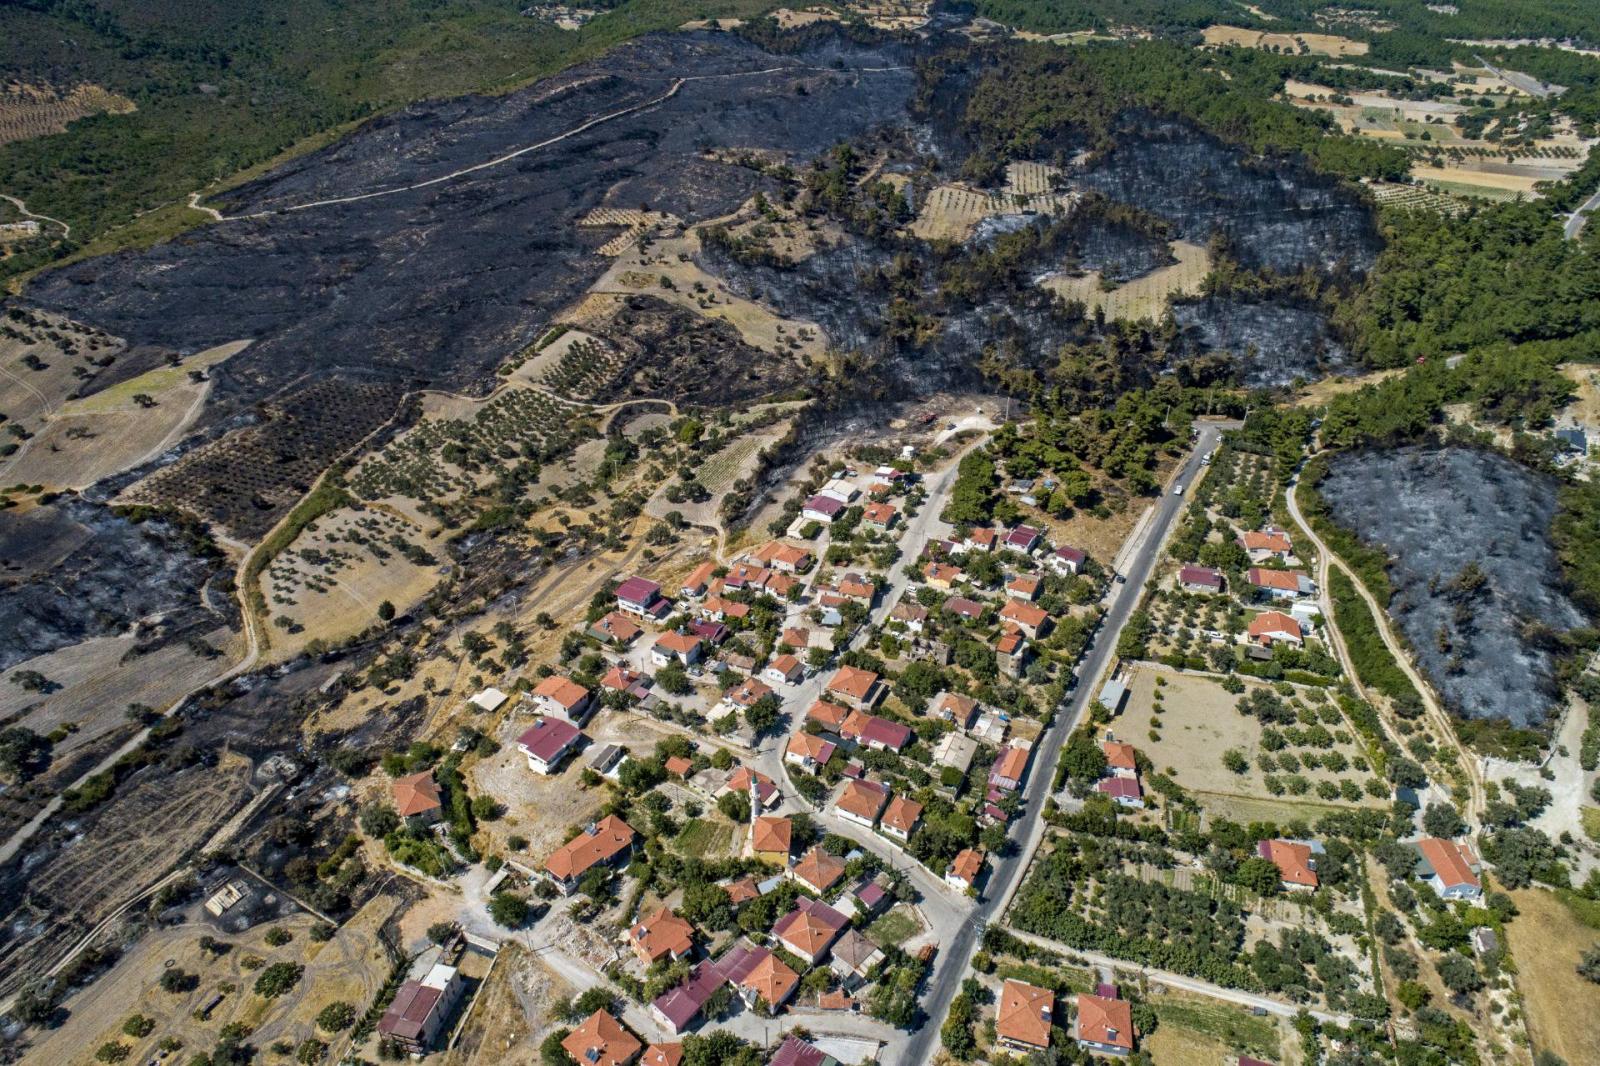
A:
[719,943,800,1013]
[840,710,912,751]
[378,964,464,1053]
[688,619,730,646]
[989,745,1031,791]
[806,699,852,731]
[752,541,814,573]
[721,676,775,714]
[996,979,1054,1052]
[881,796,923,842]
[1247,567,1315,600]
[1006,574,1042,601]
[615,576,668,619]
[943,595,985,621]
[827,666,884,710]
[998,599,1050,639]
[1239,528,1294,563]
[641,1044,683,1066]
[664,755,693,778]
[1050,545,1087,575]
[1075,992,1134,1055]
[544,815,637,894]
[1258,838,1320,891]
[628,907,695,966]
[785,732,837,772]
[946,848,984,892]
[1096,776,1144,808]
[589,611,643,647]
[518,717,583,775]
[1415,837,1482,901]
[1005,526,1042,553]
[836,779,890,828]
[563,1009,642,1066]
[863,501,898,530]
[652,630,704,667]
[751,816,792,864]
[789,845,847,894]
[680,562,718,600]
[602,665,651,703]
[531,675,593,722]
[932,691,980,730]
[698,595,749,622]
[802,495,846,523]
[772,897,849,965]
[650,961,726,1035]
[392,770,443,829]
[725,766,778,809]
[924,561,963,589]
[1248,610,1304,646]
[837,574,876,604]
[961,527,999,553]
[764,654,805,686]
[1178,565,1224,593]
[1102,741,1138,776]
[889,601,928,632]
[996,627,1029,678]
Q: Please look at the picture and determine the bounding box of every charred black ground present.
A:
[1319,446,1587,729]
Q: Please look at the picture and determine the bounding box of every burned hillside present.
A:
[19,30,918,531]
[1318,446,1588,729]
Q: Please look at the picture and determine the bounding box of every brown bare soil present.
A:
[263,504,443,661]
[1505,889,1600,1066]
[8,339,249,490]
[0,626,242,761]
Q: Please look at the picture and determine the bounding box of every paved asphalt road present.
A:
[894,421,1231,1066]
[1565,182,1600,240]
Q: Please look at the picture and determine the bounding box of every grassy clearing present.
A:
[1583,806,1600,844]
[867,906,919,948]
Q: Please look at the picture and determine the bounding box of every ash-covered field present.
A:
[1319,447,1587,728]
[0,499,231,673]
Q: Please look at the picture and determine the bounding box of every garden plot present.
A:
[1365,181,1467,215]
[1040,240,1209,322]
[264,505,442,655]
[1319,446,1587,728]
[1116,665,1384,810]
[0,81,135,146]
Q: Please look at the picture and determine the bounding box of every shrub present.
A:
[316,1002,357,1032]
[253,962,304,997]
